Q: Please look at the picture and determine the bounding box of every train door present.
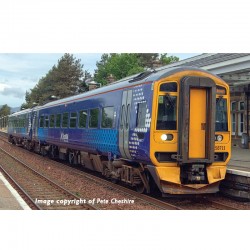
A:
[119,90,132,159]
[32,110,38,140]
[188,88,206,158]
[178,76,216,164]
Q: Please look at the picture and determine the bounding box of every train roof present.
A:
[8,108,32,117]
[38,66,225,110]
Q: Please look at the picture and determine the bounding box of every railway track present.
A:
[0,147,97,210]
[0,134,244,210]
[67,171,239,210]
[0,136,181,210]
[203,197,239,210]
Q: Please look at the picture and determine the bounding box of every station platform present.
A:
[221,147,250,200]
[0,172,31,210]
[228,146,250,173]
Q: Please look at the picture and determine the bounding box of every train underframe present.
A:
[8,135,151,193]
[8,134,224,196]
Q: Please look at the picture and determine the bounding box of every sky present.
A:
[0,53,200,108]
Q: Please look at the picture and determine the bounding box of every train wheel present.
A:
[135,183,145,194]
[50,145,58,159]
[27,142,33,151]
[102,162,111,179]
[111,177,118,184]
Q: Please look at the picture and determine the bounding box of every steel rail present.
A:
[0,136,182,210]
[71,171,182,210]
[203,198,239,210]
[0,147,97,210]
[0,163,42,210]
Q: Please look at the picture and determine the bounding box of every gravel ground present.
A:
[0,140,159,210]
[207,194,250,210]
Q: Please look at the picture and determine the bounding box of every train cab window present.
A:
[44,115,49,128]
[101,107,114,128]
[55,114,61,128]
[70,112,77,128]
[89,108,99,128]
[160,82,177,92]
[157,95,177,130]
[216,97,228,131]
[136,102,147,128]
[79,110,88,128]
[50,114,55,128]
[62,112,69,128]
[39,116,44,128]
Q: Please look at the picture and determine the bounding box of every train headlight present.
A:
[215,134,223,142]
[161,134,174,141]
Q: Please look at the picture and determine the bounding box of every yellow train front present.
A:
[148,67,231,195]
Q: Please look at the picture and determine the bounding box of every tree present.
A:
[94,53,179,85]
[136,53,159,68]
[0,104,11,117]
[78,70,92,93]
[22,53,88,107]
[159,53,179,65]
[94,53,144,85]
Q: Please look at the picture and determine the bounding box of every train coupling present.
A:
[181,164,206,184]
[188,164,205,182]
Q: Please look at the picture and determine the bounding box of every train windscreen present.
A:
[156,95,177,130]
[215,97,228,132]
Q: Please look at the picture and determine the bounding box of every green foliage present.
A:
[136,53,159,68]
[23,53,88,107]
[94,53,144,85]
[94,53,179,85]
[159,53,179,65]
[0,104,11,117]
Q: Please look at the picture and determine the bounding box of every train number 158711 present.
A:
[215,145,226,151]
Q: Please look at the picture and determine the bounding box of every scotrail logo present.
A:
[60,132,69,142]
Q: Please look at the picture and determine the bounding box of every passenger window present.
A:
[160,82,177,92]
[44,115,49,128]
[70,112,77,128]
[89,108,99,128]
[39,116,44,128]
[137,102,147,128]
[50,115,55,128]
[79,110,88,128]
[62,113,69,128]
[101,107,114,128]
[55,114,62,128]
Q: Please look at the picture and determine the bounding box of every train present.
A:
[0,66,231,196]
